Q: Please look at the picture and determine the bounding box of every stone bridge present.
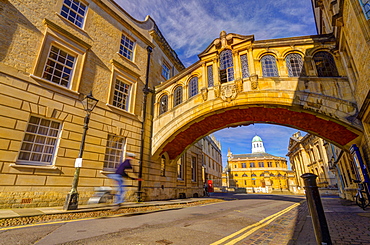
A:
[152,32,362,160]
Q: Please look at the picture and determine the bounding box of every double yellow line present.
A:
[210,202,300,245]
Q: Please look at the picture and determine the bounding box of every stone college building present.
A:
[1,0,370,208]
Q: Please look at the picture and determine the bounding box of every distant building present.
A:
[201,135,222,188]
[287,132,338,193]
[225,135,296,193]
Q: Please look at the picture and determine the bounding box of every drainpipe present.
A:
[138,46,153,202]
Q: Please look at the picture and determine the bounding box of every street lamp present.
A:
[64,92,98,210]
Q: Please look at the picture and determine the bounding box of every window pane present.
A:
[60,0,87,28]
[174,86,183,106]
[207,65,214,87]
[261,55,279,77]
[42,46,75,87]
[159,95,168,115]
[18,116,60,165]
[119,34,135,60]
[219,49,234,82]
[103,135,125,170]
[112,79,130,110]
[188,77,198,98]
[313,51,339,77]
[240,54,249,78]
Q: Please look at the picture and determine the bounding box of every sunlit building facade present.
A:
[287,132,337,192]
[226,136,296,193]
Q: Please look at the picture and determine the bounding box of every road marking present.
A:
[210,203,300,245]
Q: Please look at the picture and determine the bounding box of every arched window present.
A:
[242,173,248,177]
[286,53,303,77]
[173,86,183,107]
[219,49,234,83]
[159,94,168,115]
[188,77,198,98]
[313,51,339,77]
[240,54,249,78]
[261,55,279,77]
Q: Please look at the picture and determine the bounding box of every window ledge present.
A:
[106,103,139,120]
[10,163,59,170]
[30,74,79,97]
[55,13,88,35]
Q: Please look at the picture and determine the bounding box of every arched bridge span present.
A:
[152,32,363,160]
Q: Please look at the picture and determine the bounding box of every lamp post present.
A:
[64,92,98,210]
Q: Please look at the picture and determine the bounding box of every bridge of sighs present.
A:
[151,31,362,161]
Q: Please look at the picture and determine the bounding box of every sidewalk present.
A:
[291,196,370,245]
[0,198,207,220]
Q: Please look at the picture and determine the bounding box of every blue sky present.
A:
[115,0,316,167]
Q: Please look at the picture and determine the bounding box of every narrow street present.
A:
[0,194,305,245]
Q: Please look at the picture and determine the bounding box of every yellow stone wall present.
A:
[311,0,370,168]
[0,0,190,208]
[287,132,338,190]
[153,32,362,161]
[226,156,296,193]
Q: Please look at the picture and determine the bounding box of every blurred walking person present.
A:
[108,152,142,210]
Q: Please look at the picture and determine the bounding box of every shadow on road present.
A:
[208,192,310,244]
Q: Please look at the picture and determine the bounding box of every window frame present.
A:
[207,64,214,87]
[240,54,250,78]
[112,77,132,111]
[60,0,88,29]
[161,61,171,80]
[103,134,126,171]
[313,51,339,77]
[359,0,370,20]
[42,45,76,88]
[159,94,168,115]
[177,154,185,180]
[119,33,136,61]
[219,49,235,83]
[173,86,183,107]
[188,77,198,98]
[30,29,88,93]
[191,155,197,182]
[17,116,61,166]
[261,55,279,77]
[286,53,304,77]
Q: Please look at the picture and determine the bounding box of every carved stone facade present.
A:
[311,0,370,183]
[153,31,362,161]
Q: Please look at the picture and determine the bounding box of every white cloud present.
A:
[115,0,314,166]
[115,0,316,65]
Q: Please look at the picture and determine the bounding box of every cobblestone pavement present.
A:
[238,197,370,245]
[290,197,370,245]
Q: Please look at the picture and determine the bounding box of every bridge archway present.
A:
[152,32,363,160]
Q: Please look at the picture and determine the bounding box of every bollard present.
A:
[301,173,332,245]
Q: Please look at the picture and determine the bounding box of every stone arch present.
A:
[256,50,280,60]
[282,49,305,59]
[153,105,362,160]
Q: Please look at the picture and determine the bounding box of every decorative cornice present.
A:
[150,27,185,71]
[110,59,141,78]
[43,18,91,49]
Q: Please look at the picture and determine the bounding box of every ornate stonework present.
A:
[220,82,237,102]
[250,74,258,90]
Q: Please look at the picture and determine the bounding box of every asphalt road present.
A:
[0,194,306,245]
